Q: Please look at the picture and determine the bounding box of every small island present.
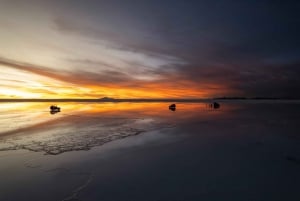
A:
[99,97,116,101]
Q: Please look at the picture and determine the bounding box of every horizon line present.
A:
[0,97,299,103]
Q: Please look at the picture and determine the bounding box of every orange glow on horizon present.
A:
[0,60,234,99]
[0,101,236,137]
[0,82,230,99]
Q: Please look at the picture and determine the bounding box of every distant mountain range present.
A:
[99,97,115,101]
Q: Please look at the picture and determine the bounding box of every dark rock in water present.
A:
[50,105,61,113]
[213,102,220,109]
[169,104,176,111]
[209,102,220,109]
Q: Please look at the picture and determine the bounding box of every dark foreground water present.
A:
[0,101,299,201]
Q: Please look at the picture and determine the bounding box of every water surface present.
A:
[0,101,299,201]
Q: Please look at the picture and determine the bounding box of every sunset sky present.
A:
[0,0,299,99]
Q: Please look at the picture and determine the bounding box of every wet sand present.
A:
[0,102,299,201]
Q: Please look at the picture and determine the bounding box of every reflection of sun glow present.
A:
[0,101,235,137]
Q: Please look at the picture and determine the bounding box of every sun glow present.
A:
[0,74,227,99]
[0,88,41,98]
[0,81,220,99]
[0,59,231,99]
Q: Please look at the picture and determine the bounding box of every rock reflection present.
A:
[169,107,176,111]
[50,110,60,115]
[50,105,61,115]
[0,102,229,155]
[208,102,220,109]
[169,104,176,111]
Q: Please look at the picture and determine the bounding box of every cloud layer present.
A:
[0,0,299,98]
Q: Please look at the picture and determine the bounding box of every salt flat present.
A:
[0,101,299,201]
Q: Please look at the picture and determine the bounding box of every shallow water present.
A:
[0,102,227,155]
[0,101,299,201]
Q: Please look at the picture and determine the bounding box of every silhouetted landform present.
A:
[169,104,176,111]
[99,97,115,101]
[50,105,60,114]
[0,97,299,103]
[50,105,60,111]
[209,102,220,109]
[0,98,210,102]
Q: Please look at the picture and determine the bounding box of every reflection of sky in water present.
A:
[0,102,300,201]
[0,102,229,135]
[0,102,228,155]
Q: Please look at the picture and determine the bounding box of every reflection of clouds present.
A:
[0,102,232,137]
[0,102,234,154]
